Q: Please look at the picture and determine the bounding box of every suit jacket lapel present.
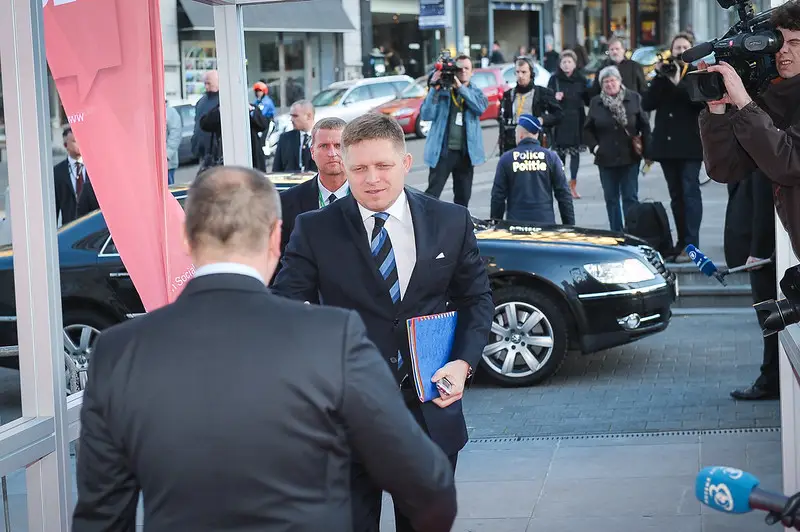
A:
[402,188,432,308]
[339,195,396,311]
[302,176,321,212]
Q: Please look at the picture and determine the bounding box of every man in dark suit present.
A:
[72,166,458,532]
[54,127,99,226]
[724,170,779,400]
[279,116,348,256]
[272,99,317,173]
[273,113,494,532]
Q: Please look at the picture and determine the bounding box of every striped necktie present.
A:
[371,212,400,304]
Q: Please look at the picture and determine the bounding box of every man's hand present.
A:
[706,61,752,110]
[453,76,463,90]
[555,91,564,101]
[429,71,442,89]
[431,360,471,408]
[746,256,766,270]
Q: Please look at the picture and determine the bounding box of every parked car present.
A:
[0,175,675,390]
[309,75,414,123]
[168,100,198,166]
[373,71,502,138]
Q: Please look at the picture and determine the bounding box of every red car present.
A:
[373,70,505,138]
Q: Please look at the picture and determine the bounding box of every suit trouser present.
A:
[425,149,474,208]
[350,396,458,532]
[751,263,780,390]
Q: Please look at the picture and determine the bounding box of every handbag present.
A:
[624,126,643,157]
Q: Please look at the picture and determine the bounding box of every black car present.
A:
[0,176,675,390]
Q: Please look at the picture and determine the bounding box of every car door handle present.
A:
[109,272,129,278]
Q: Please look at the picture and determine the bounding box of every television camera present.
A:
[432,50,461,90]
[683,0,782,102]
[755,264,800,336]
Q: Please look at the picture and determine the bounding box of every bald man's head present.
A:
[185,165,282,278]
[204,70,219,93]
[290,100,315,132]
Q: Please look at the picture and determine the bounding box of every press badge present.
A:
[455,112,463,126]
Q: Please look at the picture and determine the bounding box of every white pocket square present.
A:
[435,252,445,259]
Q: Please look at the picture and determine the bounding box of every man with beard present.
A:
[498,55,562,153]
[273,117,347,280]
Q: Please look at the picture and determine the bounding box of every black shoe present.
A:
[730,384,780,401]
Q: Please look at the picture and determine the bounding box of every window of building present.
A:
[609,0,630,48]
[583,0,604,56]
[283,33,306,106]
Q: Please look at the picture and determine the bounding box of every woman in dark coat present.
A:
[198,103,269,172]
[584,65,651,232]
[641,32,705,261]
[547,49,590,198]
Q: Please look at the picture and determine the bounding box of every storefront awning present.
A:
[179,0,356,32]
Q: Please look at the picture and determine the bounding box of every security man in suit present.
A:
[72,166,458,532]
[273,113,494,532]
[53,127,99,226]
[272,100,317,173]
[491,114,575,225]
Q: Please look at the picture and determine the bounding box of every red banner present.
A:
[43,0,195,310]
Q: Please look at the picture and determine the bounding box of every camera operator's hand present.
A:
[706,61,753,110]
[453,76,462,90]
[429,70,442,88]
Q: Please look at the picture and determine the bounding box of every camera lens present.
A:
[754,298,800,336]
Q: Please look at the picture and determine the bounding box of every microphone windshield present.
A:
[695,466,760,514]
[686,245,719,276]
[682,41,715,63]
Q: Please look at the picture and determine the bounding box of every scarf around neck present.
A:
[601,87,627,128]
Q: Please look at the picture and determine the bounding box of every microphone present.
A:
[682,41,715,63]
[685,245,727,286]
[696,466,800,529]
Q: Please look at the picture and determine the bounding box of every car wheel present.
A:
[415,116,431,138]
[481,286,568,387]
[62,309,116,395]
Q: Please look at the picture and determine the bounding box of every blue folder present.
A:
[406,311,458,402]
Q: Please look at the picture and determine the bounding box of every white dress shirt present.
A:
[67,155,86,195]
[358,191,417,300]
[194,262,266,285]
[317,178,349,206]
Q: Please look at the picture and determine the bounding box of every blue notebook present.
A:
[406,311,458,402]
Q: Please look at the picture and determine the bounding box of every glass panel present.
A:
[391,81,411,93]
[284,33,306,104]
[609,0,630,49]
[400,82,426,98]
[256,34,281,108]
[471,72,494,89]
[0,466,29,530]
[312,88,347,107]
[502,66,516,86]
[583,0,605,56]
[344,86,373,104]
[368,82,397,99]
[181,40,217,101]
[637,0,660,46]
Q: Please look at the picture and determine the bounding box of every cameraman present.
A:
[421,54,488,208]
[498,56,562,154]
[642,32,706,262]
[699,0,800,257]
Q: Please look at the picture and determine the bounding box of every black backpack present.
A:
[624,201,674,255]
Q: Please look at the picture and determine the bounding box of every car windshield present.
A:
[401,82,426,98]
[312,88,347,107]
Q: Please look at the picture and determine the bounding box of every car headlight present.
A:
[391,107,415,117]
[584,259,655,284]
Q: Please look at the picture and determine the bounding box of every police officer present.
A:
[490,114,575,225]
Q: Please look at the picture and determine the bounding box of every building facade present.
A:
[175,0,359,110]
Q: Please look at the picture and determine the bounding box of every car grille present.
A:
[638,245,676,286]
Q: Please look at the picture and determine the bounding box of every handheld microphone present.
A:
[682,41,715,64]
[696,466,800,529]
[685,245,727,286]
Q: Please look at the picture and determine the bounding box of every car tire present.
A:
[415,115,430,138]
[62,308,117,395]
[481,286,568,387]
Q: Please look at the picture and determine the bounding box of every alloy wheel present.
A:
[63,324,100,395]
[482,301,555,379]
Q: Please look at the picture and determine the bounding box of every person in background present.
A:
[166,101,182,185]
[542,38,561,73]
[498,56,562,153]
[54,127,99,226]
[491,114,575,225]
[641,32,705,262]
[724,170,779,401]
[190,70,219,163]
[273,100,317,173]
[252,82,276,120]
[420,54,488,207]
[490,41,505,64]
[584,65,650,232]
[589,37,647,97]
[198,102,270,171]
[573,43,589,70]
[72,165,458,532]
[547,50,589,199]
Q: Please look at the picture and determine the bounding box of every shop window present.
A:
[284,34,305,72]
[583,0,604,56]
[259,36,279,72]
[609,0,630,48]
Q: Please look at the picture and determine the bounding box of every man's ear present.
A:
[269,220,283,257]
[403,152,413,172]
